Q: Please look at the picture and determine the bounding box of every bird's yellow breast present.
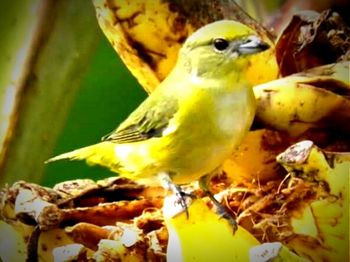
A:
[115,79,256,184]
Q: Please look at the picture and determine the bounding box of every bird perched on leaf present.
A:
[47,20,270,230]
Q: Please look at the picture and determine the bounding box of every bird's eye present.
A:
[213,38,229,51]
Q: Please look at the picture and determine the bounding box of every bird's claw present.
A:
[174,185,196,218]
[201,182,238,233]
[216,206,238,233]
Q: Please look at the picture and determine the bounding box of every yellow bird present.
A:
[47,20,269,226]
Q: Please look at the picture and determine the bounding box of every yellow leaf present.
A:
[164,198,260,262]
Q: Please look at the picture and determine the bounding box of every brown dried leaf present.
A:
[10,186,62,230]
[0,178,163,230]
[65,223,110,250]
[54,177,146,206]
[276,10,350,76]
[59,199,162,226]
[134,208,164,233]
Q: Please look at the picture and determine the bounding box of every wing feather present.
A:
[102,92,178,143]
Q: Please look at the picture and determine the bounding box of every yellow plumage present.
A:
[47,20,269,185]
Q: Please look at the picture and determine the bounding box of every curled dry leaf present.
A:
[59,198,162,226]
[0,177,163,230]
[254,61,350,137]
[0,177,166,261]
[276,9,350,76]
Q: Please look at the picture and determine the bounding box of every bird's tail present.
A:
[45,142,117,169]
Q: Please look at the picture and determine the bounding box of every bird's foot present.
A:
[173,185,196,218]
[159,172,196,218]
[199,174,238,233]
[213,201,238,233]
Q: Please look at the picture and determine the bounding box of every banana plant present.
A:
[0,0,100,185]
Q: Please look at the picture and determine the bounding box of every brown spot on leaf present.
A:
[41,243,48,251]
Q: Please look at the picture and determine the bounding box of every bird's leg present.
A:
[199,174,238,233]
[159,172,195,218]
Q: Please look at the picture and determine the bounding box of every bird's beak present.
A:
[237,36,270,55]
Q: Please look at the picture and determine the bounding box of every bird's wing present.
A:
[102,93,178,143]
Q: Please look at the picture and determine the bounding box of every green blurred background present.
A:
[42,34,147,187]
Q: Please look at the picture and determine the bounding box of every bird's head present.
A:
[178,20,270,79]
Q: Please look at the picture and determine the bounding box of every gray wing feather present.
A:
[102,93,178,143]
